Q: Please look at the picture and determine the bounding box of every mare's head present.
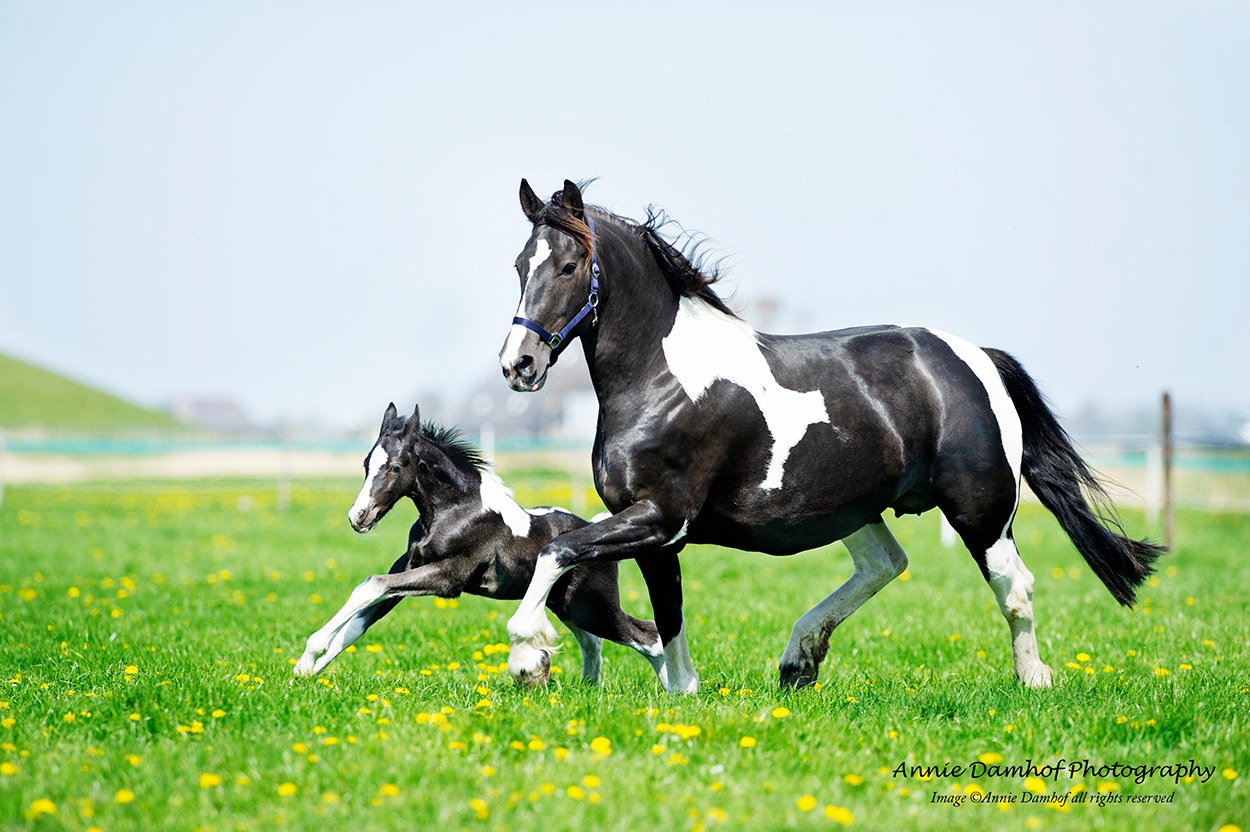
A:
[499,179,599,392]
[347,403,485,532]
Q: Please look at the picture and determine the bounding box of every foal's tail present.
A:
[986,349,1165,607]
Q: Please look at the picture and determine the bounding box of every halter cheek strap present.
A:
[512,216,601,355]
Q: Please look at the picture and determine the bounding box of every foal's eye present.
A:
[560,262,576,275]
[390,465,402,474]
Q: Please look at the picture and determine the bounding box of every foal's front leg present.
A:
[295,553,409,676]
[507,500,682,687]
[294,556,469,677]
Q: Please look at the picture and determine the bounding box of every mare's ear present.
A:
[380,402,399,435]
[560,179,585,221]
[519,179,544,223]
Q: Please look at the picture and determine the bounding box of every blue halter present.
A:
[512,215,601,355]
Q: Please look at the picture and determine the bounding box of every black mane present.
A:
[387,416,487,473]
[420,421,487,472]
[538,188,735,318]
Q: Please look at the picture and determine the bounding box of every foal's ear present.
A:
[380,402,399,434]
[403,403,421,435]
[561,179,585,221]
[519,178,544,223]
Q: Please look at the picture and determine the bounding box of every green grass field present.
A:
[0,476,1245,831]
[0,354,183,432]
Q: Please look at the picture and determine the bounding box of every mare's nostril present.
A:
[514,355,535,375]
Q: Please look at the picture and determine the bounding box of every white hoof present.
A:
[1019,663,1054,689]
[508,642,552,687]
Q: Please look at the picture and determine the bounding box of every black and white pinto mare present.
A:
[498,179,1164,692]
[294,403,668,686]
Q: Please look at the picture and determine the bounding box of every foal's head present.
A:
[499,179,599,392]
[347,403,483,532]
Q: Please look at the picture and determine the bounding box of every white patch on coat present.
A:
[662,297,829,490]
[500,239,555,366]
[528,506,570,517]
[479,470,533,537]
[926,329,1024,501]
[348,444,390,525]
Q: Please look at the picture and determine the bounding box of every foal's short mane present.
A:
[394,417,487,473]
[538,190,736,317]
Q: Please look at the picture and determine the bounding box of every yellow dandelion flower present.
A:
[824,804,854,825]
[1076,653,1091,662]
[567,785,586,800]
[27,798,57,818]
[124,754,142,767]
[528,737,545,751]
[1024,777,1046,794]
[589,736,612,756]
[651,744,667,755]
[770,707,791,719]
[843,773,864,786]
[211,709,226,718]
[583,775,601,788]
[1096,781,1119,793]
[322,792,340,804]
[379,783,400,797]
[979,752,1003,765]
[0,762,16,776]
[198,773,223,789]
[277,782,297,797]
[365,644,383,653]
[739,736,757,748]
[1216,826,1242,832]
[1223,768,1238,781]
[115,789,136,804]
[797,795,818,812]
[470,797,489,819]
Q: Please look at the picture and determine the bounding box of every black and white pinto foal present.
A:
[499,179,1164,692]
[294,403,667,686]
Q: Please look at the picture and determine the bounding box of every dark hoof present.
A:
[779,662,818,689]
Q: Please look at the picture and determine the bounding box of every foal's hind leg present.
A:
[779,521,909,689]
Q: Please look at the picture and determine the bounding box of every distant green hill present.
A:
[0,353,184,431]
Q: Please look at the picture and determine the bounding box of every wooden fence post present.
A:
[1162,391,1173,550]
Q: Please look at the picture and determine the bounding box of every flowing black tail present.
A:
[986,349,1166,607]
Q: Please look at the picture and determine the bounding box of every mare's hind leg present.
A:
[945,502,1052,689]
[981,534,1052,688]
[779,521,909,689]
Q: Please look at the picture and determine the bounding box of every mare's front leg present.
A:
[295,552,409,676]
[506,500,683,687]
[637,552,699,694]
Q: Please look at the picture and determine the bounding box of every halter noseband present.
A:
[512,215,601,355]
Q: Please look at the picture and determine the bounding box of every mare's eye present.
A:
[560,262,576,275]
[390,465,402,474]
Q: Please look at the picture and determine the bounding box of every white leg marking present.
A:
[627,636,670,690]
[926,329,1024,492]
[295,577,387,676]
[348,444,390,530]
[985,538,1052,688]
[662,297,829,490]
[663,624,700,695]
[506,554,568,686]
[567,625,603,684]
[779,523,909,684]
[479,471,532,536]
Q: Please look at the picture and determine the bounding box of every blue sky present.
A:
[1,2,1246,430]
